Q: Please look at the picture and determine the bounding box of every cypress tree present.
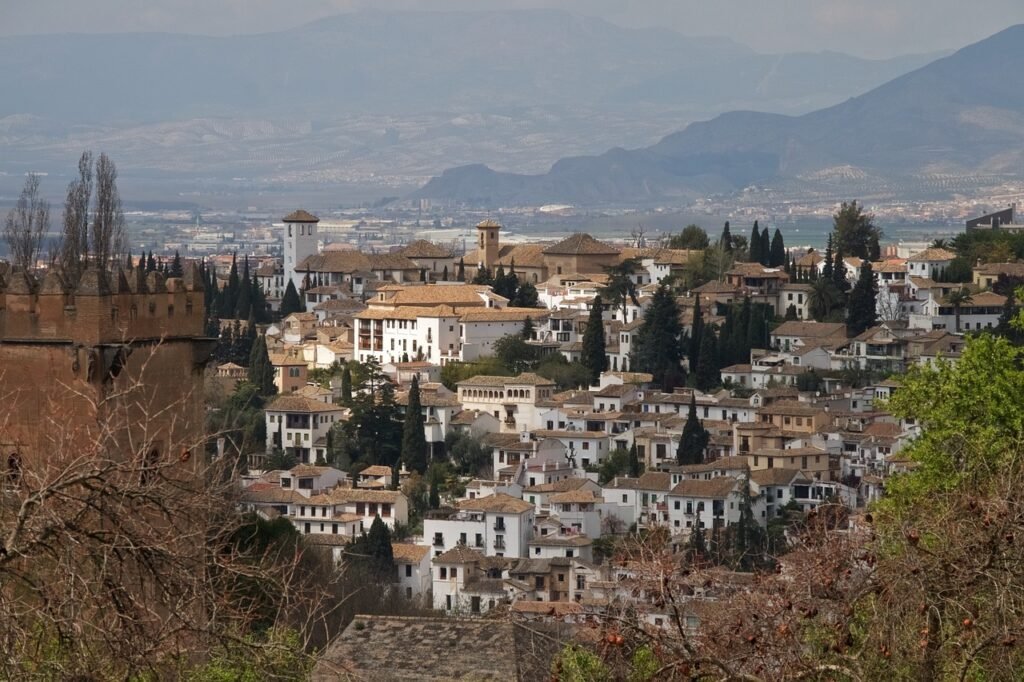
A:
[677,394,709,465]
[146,251,157,272]
[457,257,465,282]
[236,256,252,320]
[169,250,183,278]
[364,516,395,578]
[687,523,707,559]
[822,235,834,281]
[341,365,353,405]
[428,474,441,509]
[629,285,684,391]
[747,305,767,352]
[401,376,429,474]
[522,316,535,340]
[749,222,761,264]
[760,229,771,266]
[442,265,449,281]
[250,271,269,323]
[688,298,704,373]
[280,280,302,317]
[832,247,849,295]
[847,260,879,335]
[628,441,642,478]
[720,221,733,252]
[694,328,719,392]
[769,229,785,267]
[248,335,276,396]
[391,464,400,490]
[581,294,608,385]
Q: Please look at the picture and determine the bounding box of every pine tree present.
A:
[341,365,353,405]
[457,257,465,282]
[847,260,879,335]
[769,229,785,267]
[401,376,429,474]
[688,298,704,373]
[581,294,608,385]
[749,222,761,264]
[280,280,302,317]
[760,229,771,266]
[694,328,719,391]
[720,221,733,252]
[628,441,642,478]
[248,334,276,396]
[677,394,709,465]
[169,250,183,278]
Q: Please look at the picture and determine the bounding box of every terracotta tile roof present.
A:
[511,601,583,616]
[358,465,393,477]
[542,233,620,256]
[457,493,534,514]
[265,394,341,414]
[548,490,602,504]
[283,209,319,222]
[796,251,824,267]
[759,400,825,417]
[399,240,455,259]
[458,372,554,387]
[636,471,672,491]
[750,468,809,486]
[328,488,404,504]
[477,219,502,228]
[240,488,306,504]
[524,478,593,494]
[670,476,740,498]
[727,263,789,278]
[460,307,547,322]
[391,543,430,563]
[973,261,1024,277]
[909,247,956,261]
[771,321,848,339]
[298,251,372,274]
[528,534,593,547]
[435,544,487,564]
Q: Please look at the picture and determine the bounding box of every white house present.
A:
[423,493,535,558]
[264,394,345,464]
[457,373,557,433]
[393,543,432,601]
[666,476,755,536]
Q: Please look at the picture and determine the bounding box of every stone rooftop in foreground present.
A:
[313,614,564,681]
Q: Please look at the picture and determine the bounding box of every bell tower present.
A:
[282,209,319,292]
[476,219,501,269]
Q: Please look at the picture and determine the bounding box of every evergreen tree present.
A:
[221,253,240,319]
[442,265,449,282]
[720,221,733,252]
[341,365,353,405]
[457,257,465,282]
[847,260,879,335]
[832,247,849,294]
[630,284,685,391]
[732,474,767,571]
[747,304,767,352]
[169,250,183,278]
[749,222,761,264]
[391,464,400,490]
[628,441,642,478]
[236,256,252,320]
[428,472,441,509]
[769,229,785,267]
[785,303,798,321]
[146,251,157,273]
[248,335,276,396]
[471,266,492,286]
[250,271,269,323]
[581,294,608,385]
[677,394,709,465]
[687,523,707,560]
[760,228,771,266]
[361,516,395,578]
[521,316,535,340]
[822,235,834,281]
[694,328,719,391]
[401,376,429,474]
[512,281,539,307]
[688,298,704,373]
[832,200,882,261]
[280,280,302,317]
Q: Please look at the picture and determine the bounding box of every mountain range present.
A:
[0,10,939,204]
[417,24,1024,206]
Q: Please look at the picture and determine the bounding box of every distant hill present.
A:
[0,10,934,123]
[416,24,1024,206]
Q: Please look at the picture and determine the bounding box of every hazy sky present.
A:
[3,0,1024,58]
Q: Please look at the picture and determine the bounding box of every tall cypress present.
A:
[847,260,879,335]
[720,221,733,252]
[236,256,252,320]
[401,375,428,474]
[677,394,709,465]
[581,294,608,385]
[629,284,685,391]
[628,441,643,477]
[250,271,269,323]
[280,280,302,317]
[760,229,771,266]
[442,265,449,282]
[832,247,849,294]
[457,257,465,282]
[749,222,761,264]
[169,250,183,278]
[688,298,704,373]
[248,335,276,396]
[822,235,834,281]
[769,229,785,267]
[694,328,719,392]
[341,365,353,405]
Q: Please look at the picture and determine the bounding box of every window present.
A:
[405,564,413,577]
[622,494,627,503]
[440,567,447,579]
[566,549,574,558]
[451,568,457,579]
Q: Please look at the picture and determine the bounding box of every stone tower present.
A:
[283,209,319,292]
[476,219,501,270]
[0,264,215,471]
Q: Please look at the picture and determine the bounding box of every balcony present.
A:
[493,538,506,550]
[493,523,506,532]
[432,535,444,547]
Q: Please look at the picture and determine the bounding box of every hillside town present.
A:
[200,204,1024,659]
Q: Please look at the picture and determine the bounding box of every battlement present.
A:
[0,264,206,345]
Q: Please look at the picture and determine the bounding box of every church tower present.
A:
[476,219,501,270]
[282,209,319,292]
